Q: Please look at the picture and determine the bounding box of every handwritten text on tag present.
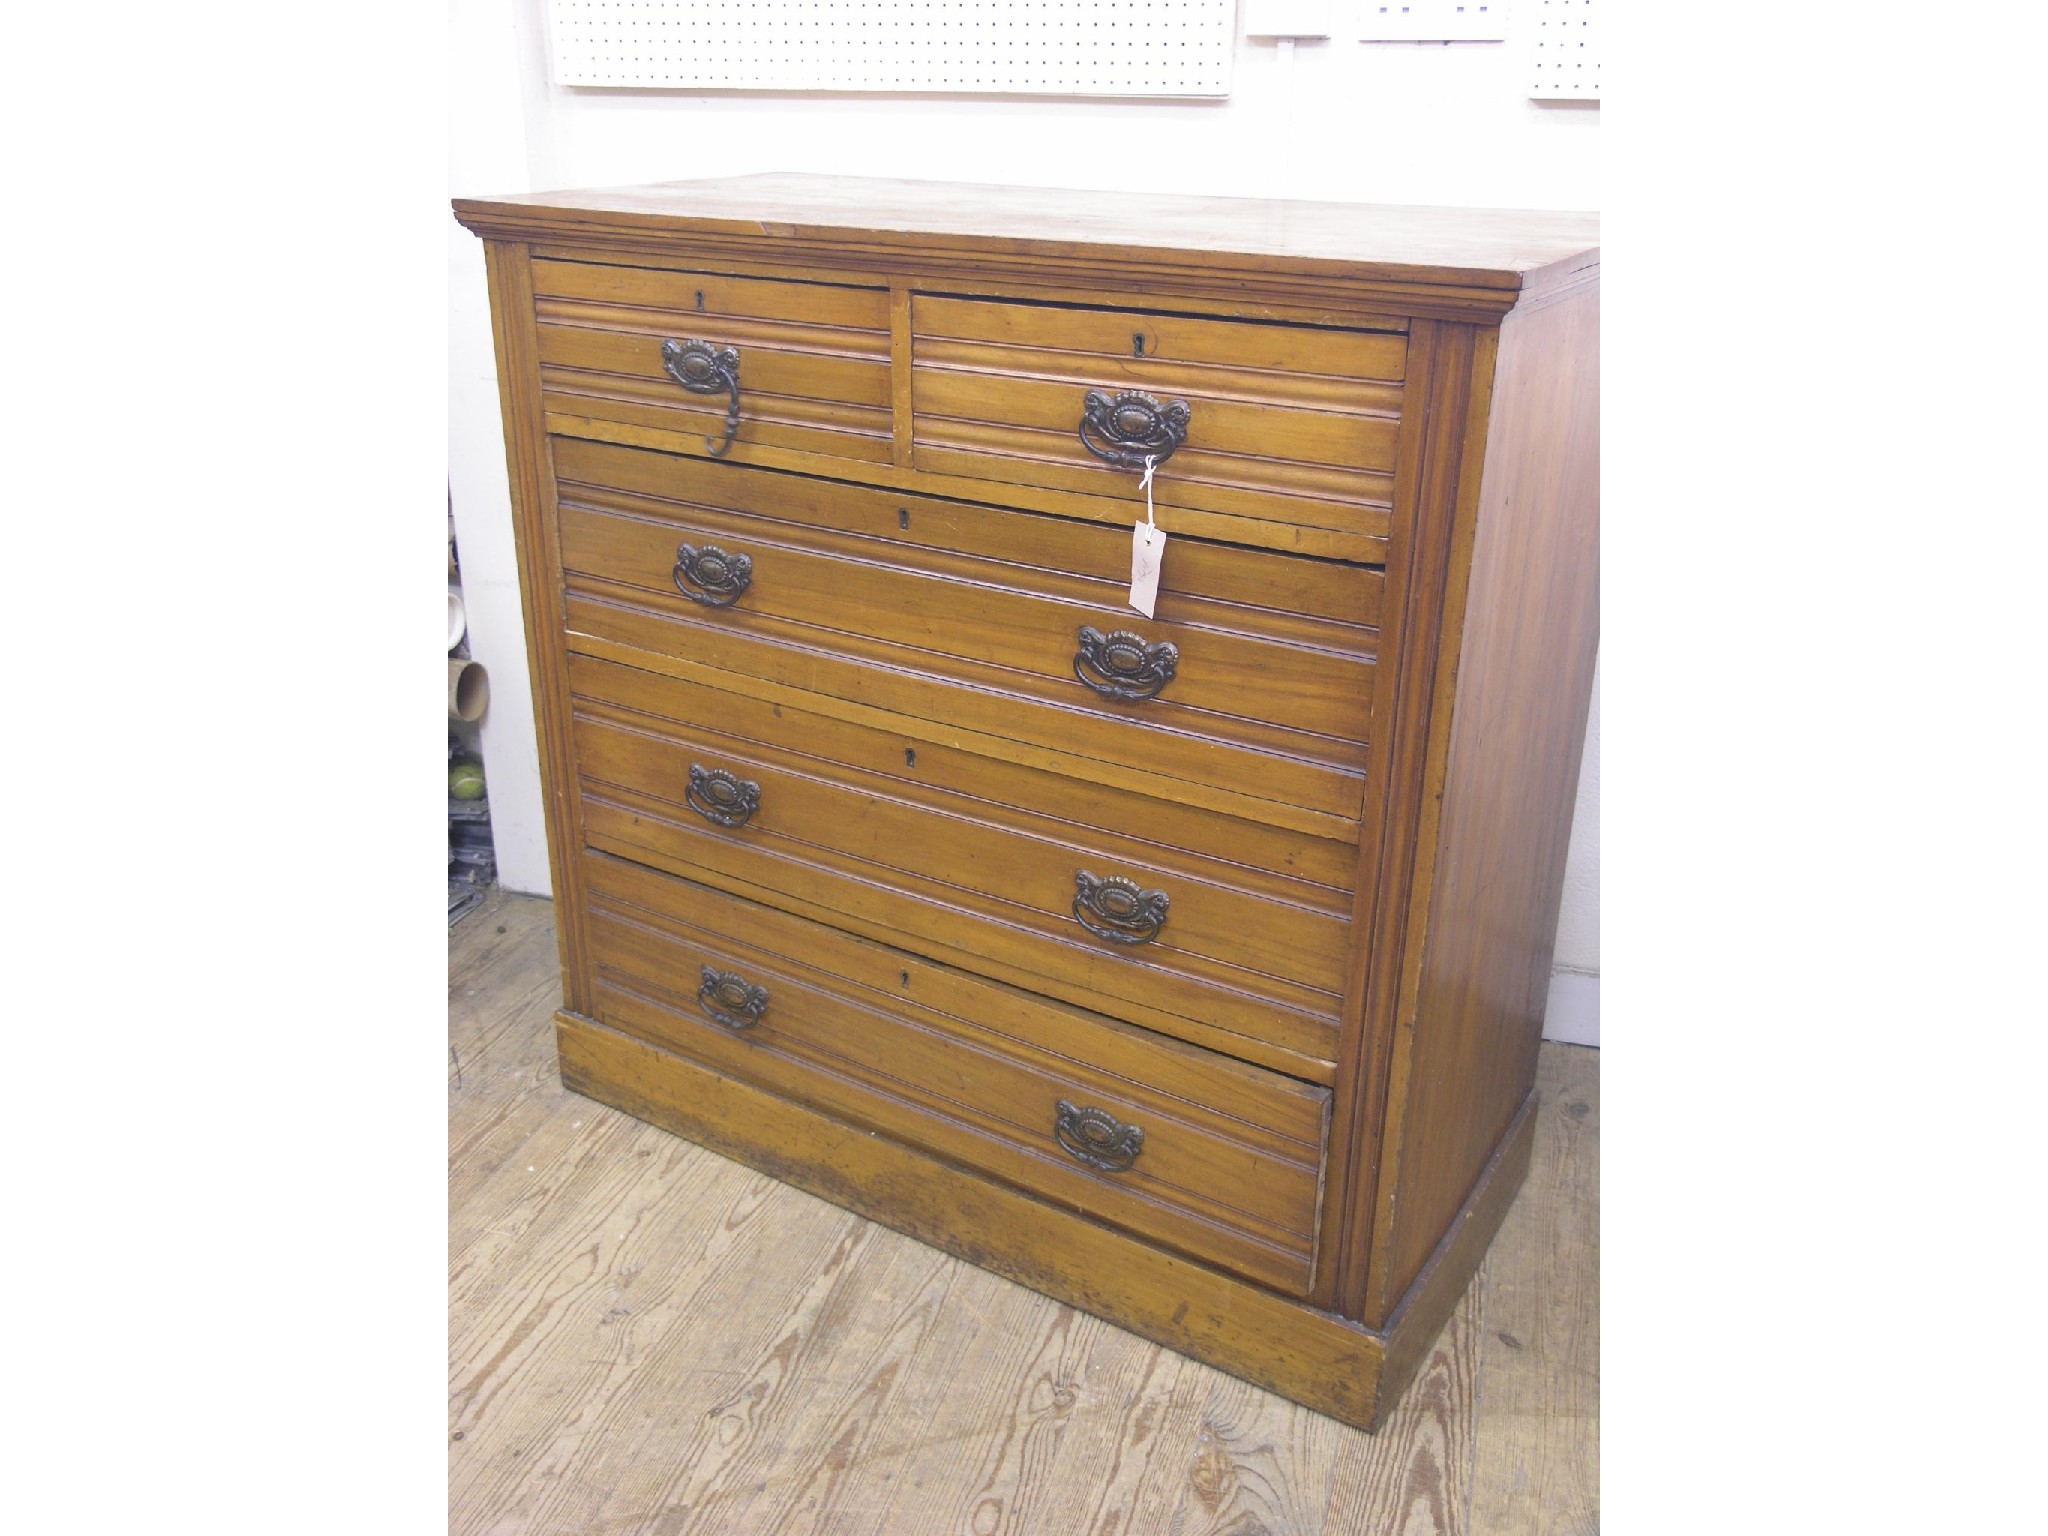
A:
[1130,520,1166,617]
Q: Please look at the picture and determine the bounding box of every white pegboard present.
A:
[1528,0,1599,98]
[547,0,1237,96]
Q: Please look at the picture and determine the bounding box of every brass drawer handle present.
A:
[660,338,742,458]
[673,543,753,607]
[697,966,768,1031]
[1078,388,1190,471]
[1055,1099,1144,1173]
[1073,871,1170,947]
[1074,625,1178,703]
[686,765,759,828]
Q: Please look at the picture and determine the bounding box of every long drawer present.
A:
[569,655,1349,1075]
[580,850,1331,1296]
[565,651,1359,895]
[551,441,1380,831]
[912,296,1406,548]
[533,260,893,466]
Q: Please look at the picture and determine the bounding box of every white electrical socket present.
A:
[1357,1,1508,42]
[1244,0,1333,38]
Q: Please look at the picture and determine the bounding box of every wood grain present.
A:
[567,695,1355,999]
[1373,278,1600,1310]
[889,282,915,468]
[912,359,1401,480]
[557,1009,1386,1421]
[458,179,1600,1440]
[575,819,1342,1085]
[453,173,1600,320]
[1318,317,1483,1319]
[532,253,894,468]
[540,410,1396,564]
[559,584,1369,829]
[526,237,1424,334]
[479,240,597,1014]
[550,435,1387,630]
[565,628,1363,848]
[450,892,1598,1533]
[565,650,1361,896]
[582,850,1331,1149]
[915,295,1409,380]
[911,433,1397,537]
[532,256,892,329]
[576,783,1346,1066]
[551,490,1379,747]
[579,861,1330,1293]
[448,891,571,1217]
[1463,1045,1600,1536]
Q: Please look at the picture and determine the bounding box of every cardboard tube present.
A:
[448,588,467,652]
[449,657,488,722]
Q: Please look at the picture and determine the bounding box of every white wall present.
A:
[1546,656,1600,1044]
[448,10,1600,1039]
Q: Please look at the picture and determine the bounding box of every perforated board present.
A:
[547,1,1238,96]
[1528,0,1599,99]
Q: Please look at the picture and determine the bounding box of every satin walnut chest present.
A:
[454,174,1599,1430]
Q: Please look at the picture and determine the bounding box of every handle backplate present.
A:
[1054,1099,1145,1173]
[1078,389,1190,471]
[660,339,742,458]
[673,543,753,607]
[1074,626,1178,704]
[1073,870,1170,947]
[686,765,760,828]
[697,966,768,1031]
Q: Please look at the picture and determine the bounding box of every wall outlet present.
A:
[1357,2,1507,42]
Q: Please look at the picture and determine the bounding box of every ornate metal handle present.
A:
[1073,871,1170,947]
[1074,626,1178,703]
[1054,1099,1144,1173]
[697,966,768,1031]
[1078,389,1191,471]
[673,543,752,607]
[685,765,760,828]
[660,339,742,458]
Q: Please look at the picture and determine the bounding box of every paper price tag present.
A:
[1129,454,1166,617]
[1130,519,1166,617]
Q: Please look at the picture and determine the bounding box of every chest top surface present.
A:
[453,173,1599,294]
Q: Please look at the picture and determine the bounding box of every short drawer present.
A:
[569,657,1348,1075]
[580,850,1331,1297]
[533,259,892,465]
[551,438,1378,832]
[912,296,1407,550]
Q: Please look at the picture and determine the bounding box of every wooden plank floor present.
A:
[451,890,1598,1535]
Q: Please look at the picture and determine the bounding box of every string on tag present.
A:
[1138,454,1157,529]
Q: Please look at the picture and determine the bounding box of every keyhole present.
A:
[899,970,910,988]
[695,290,706,311]
[1132,333,1146,358]
[904,747,916,769]
[898,508,909,530]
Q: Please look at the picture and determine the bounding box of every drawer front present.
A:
[581,850,1331,1296]
[552,444,1377,830]
[570,661,1347,1072]
[533,260,893,465]
[566,650,1360,897]
[912,297,1406,544]
[555,437,1387,629]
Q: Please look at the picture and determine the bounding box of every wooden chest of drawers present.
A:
[454,175,1599,1430]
